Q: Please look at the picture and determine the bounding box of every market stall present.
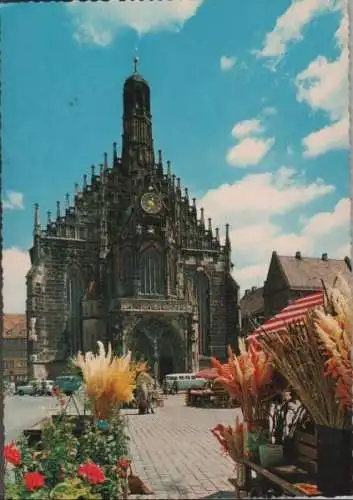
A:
[202,276,352,498]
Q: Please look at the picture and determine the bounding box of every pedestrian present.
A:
[171,380,178,395]
[162,378,168,397]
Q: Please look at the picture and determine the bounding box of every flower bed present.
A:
[5,342,152,499]
[5,413,131,499]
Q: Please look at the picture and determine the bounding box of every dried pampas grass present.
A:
[73,341,137,420]
[258,275,352,430]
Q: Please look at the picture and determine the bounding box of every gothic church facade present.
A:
[26,61,240,379]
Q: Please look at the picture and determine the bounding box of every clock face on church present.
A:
[141,192,162,215]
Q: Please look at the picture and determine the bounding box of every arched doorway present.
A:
[129,317,185,381]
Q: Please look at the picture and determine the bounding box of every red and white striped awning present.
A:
[249,291,324,339]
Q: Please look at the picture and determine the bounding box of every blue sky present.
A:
[2,0,350,312]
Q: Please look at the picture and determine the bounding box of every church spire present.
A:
[121,58,154,173]
[33,203,41,263]
[134,56,139,74]
[33,203,40,237]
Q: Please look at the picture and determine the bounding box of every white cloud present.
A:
[66,0,204,46]
[332,243,350,258]
[295,50,348,122]
[233,263,269,290]
[227,118,275,167]
[3,191,24,210]
[3,248,31,313]
[198,168,347,293]
[200,167,334,225]
[256,0,341,65]
[233,196,350,292]
[262,106,277,116]
[302,115,349,157]
[301,197,350,235]
[231,119,264,139]
[295,8,348,157]
[220,55,236,71]
[226,137,275,167]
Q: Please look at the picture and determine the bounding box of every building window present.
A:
[3,360,15,369]
[66,265,84,356]
[140,248,164,296]
[169,252,176,295]
[120,249,134,281]
[195,271,210,356]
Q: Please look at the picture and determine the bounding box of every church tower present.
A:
[121,57,155,177]
[26,59,240,380]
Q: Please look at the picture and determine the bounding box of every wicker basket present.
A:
[259,444,283,468]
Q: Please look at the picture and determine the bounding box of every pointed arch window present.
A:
[66,266,84,356]
[140,248,164,296]
[195,271,210,356]
[120,249,134,281]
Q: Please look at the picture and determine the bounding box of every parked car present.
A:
[16,380,38,396]
[164,373,207,393]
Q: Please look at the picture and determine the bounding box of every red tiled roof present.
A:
[3,314,26,338]
[277,255,352,290]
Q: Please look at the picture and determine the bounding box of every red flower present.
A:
[52,387,59,397]
[24,472,45,491]
[4,442,21,466]
[78,462,105,485]
[118,459,130,471]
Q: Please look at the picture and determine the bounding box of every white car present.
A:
[16,380,38,396]
[46,380,54,394]
[37,380,55,395]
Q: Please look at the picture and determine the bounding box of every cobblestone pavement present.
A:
[123,394,240,499]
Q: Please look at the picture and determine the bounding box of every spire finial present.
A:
[65,193,70,210]
[208,218,212,232]
[200,207,205,226]
[34,203,40,235]
[134,56,139,74]
[47,210,52,225]
[225,223,231,247]
[215,227,220,243]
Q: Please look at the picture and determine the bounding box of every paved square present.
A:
[123,394,240,499]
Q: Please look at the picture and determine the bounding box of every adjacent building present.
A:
[3,314,28,383]
[26,60,241,379]
[240,286,264,336]
[240,251,352,335]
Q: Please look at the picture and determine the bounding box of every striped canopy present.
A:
[249,290,324,339]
